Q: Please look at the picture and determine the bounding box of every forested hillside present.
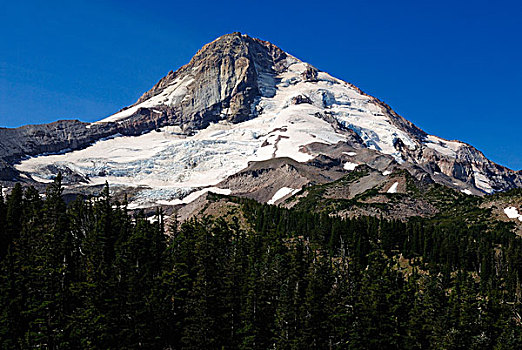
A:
[1,176,521,349]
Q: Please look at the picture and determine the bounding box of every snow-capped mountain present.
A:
[2,33,520,208]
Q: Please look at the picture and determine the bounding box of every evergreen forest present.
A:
[1,175,521,349]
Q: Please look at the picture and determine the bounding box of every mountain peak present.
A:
[195,32,282,57]
[105,32,292,129]
[83,33,520,197]
[3,34,521,204]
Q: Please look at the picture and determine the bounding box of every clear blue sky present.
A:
[1,0,521,170]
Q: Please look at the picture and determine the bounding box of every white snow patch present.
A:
[387,182,399,194]
[267,187,298,205]
[235,58,418,162]
[96,76,195,124]
[127,187,231,209]
[156,187,231,207]
[146,216,158,224]
[461,189,473,195]
[504,207,522,222]
[424,135,462,157]
[472,165,494,193]
[343,151,357,156]
[344,162,359,171]
[382,170,392,176]
[31,175,55,184]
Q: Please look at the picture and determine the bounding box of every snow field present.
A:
[344,162,358,171]
[504,207,522,222]
[267,187,300,205]
[387,182,399,194]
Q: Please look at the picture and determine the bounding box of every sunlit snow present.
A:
[96,76,195,124]
[267,187,299,205]
[344,162,359,171]
[387,182,399,193]
[472,165,494,193]
[134,187,231,209]
[425,135,462,157]
[504,207,522,222]
[343,151,357,156]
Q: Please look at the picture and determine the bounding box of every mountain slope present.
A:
[2,32,521,208]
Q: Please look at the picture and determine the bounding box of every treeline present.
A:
[0,178,521,349]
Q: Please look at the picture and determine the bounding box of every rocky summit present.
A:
[1,32,521,210]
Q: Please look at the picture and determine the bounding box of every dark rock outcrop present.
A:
[130,32,289,130]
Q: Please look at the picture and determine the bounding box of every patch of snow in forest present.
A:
[344,162,358,171]
[387,182,399,194]
[267,187,298,205]
[504,207,522,222]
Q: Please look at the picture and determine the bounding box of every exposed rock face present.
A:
[218,156,347,203]
[301,65,318,82]
[126,32,289,130]
[1,32,520,203]
[291,94,314,105]
[398,139,522,193]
